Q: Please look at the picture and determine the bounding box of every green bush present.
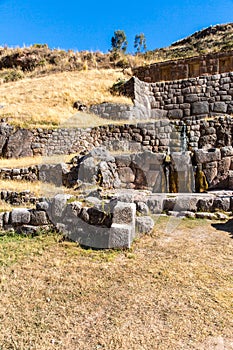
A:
[109,78,126,95]
[3,69,24,83]
[116,57,130,68]
[32,43,48,49]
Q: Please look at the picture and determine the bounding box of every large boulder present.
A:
[38,163,69,187]
[76,147,121,189]
[0,122,14,156]
[5,129,34,158]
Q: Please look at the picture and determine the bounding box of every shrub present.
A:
[32,43,48,49]
[116,57,130,68]
[110,78,126,95]
[3,69,24,83]
[82,60,88,71]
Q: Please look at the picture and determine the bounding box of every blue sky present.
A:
[0,0,233,53]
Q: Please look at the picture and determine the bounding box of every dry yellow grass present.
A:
[0,179,42,197]
[63,110,133,129]
[0,154,76,169]
[0,217,232,349]
[0,69,132,128]
[0,199,17,212]
[0,179,77,199]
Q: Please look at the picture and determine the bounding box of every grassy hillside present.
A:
[144,22,233,61]
[0,69,131,128]
[0,23,232,128]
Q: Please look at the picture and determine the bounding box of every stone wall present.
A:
[73,147,233,192]
[0,191,231,248]
[0,194,153,249]
[75,148,193,192]
[89,102,143,121]
[124,73,233,121]
[0,204,51,233]
[2,143,233,192]
[0,165,39,181]
[133,51,233,83]
[1,116,233,159]
[0,189,38,206]
[194,147,233,190]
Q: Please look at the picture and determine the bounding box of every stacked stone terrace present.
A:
[123,72,233,121]
[1,116,233,158]
[132,50,233,83]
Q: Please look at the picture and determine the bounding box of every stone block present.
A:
[184,94,199,103]
[0,212,4,228]
[164,195,199,212]
[181,211,196,219]
[150,109,168,119]
[136,202,149,215]
[220,95,231,102]
[133,133,143,142]
[204,162,218,184]
[115,154,132,167]
[195,212,218,220]
[197,198,214,212]
[136,216,154,236]
[227,103,233,114]
[47,194,73,223]
[11,208,31,225]
[38,163,68,187]
[5,129,34,158]
[163,198,176,211]
[109,224,132,249]
[30,210,49,226]
[195,148,221,163]
[192,101,209,115]
[147,195,164,213]
[167,109,183,119]
[117,167,135,183]
[16,225,42,235]
[3,212,10,225]
[228,170,233,189]
[171,152,192,171]
[36,201,49,211]
[112,202,136,226]
[221,146,233,158]
[213,197,230,212]
[213,102,227,113]
[217,157,231,175]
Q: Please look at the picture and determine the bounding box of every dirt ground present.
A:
[0,217,232,350]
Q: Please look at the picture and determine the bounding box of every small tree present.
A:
[111,30,128,53]
[134,33,147,54]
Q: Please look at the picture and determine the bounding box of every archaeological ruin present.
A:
[0,50,233,248]
[132,50,233,83]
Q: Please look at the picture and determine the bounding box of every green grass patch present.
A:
[0,230,60,266]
